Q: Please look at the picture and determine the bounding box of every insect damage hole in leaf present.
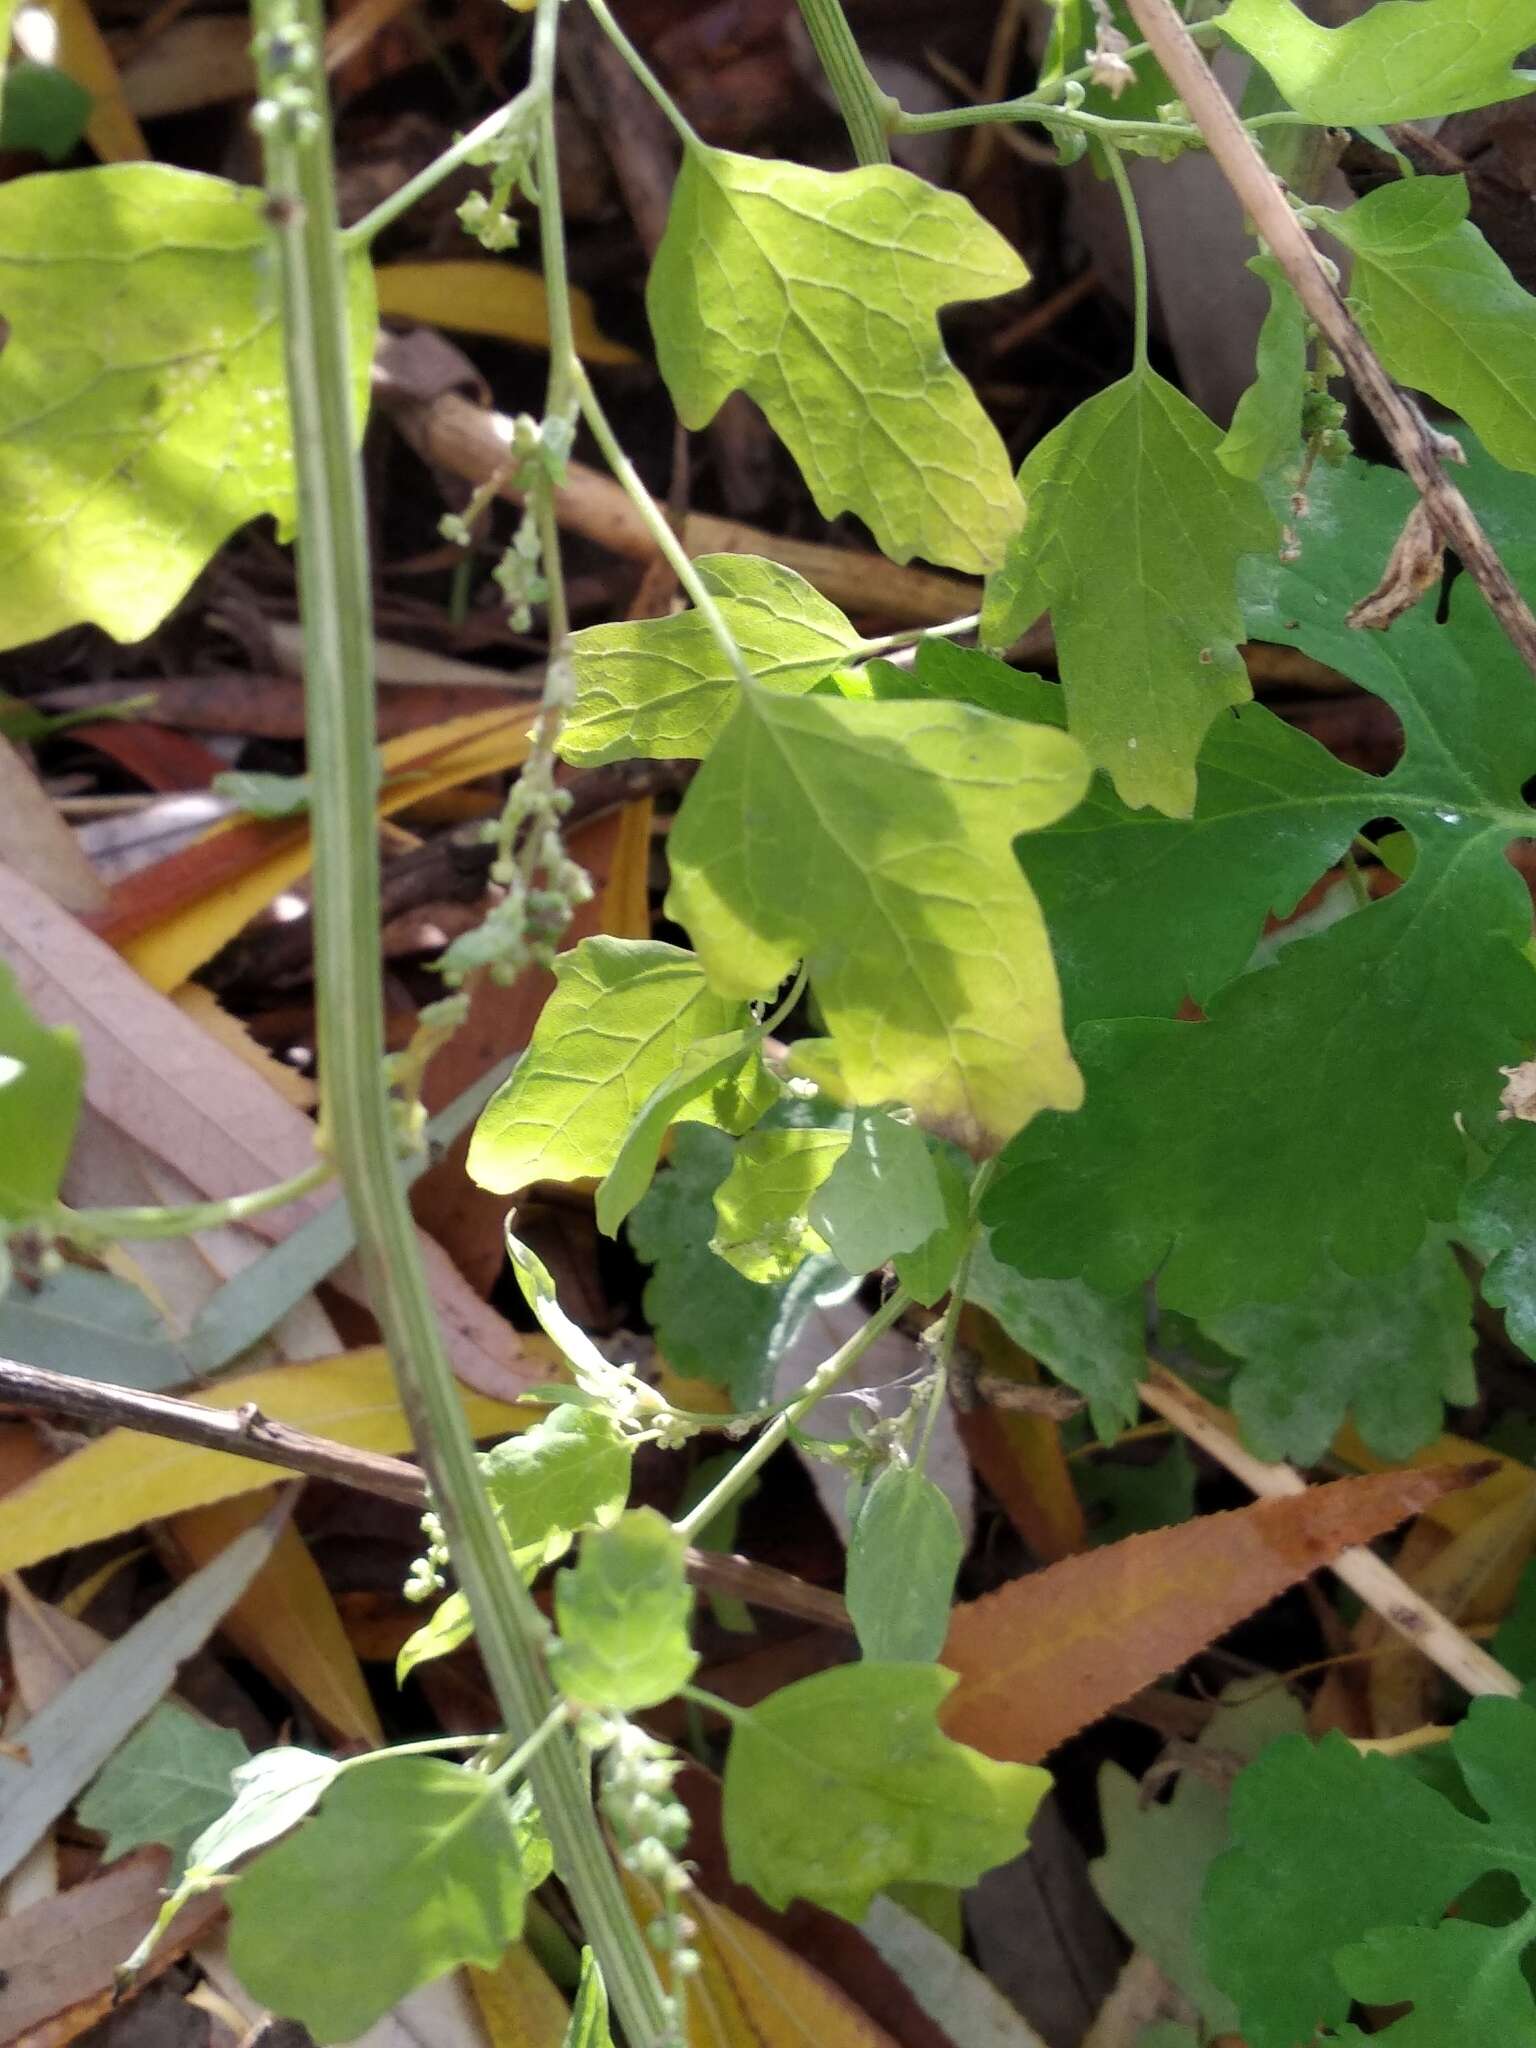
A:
[0,164,377,650]
[648,147,1029,574]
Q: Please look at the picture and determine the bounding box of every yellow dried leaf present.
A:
[375,261,637,365]
[165,1489,384,1747]
[599,798,654,941]
[122,706,536,991]
[468,1944,570,2046]
[0,1347,534,1575]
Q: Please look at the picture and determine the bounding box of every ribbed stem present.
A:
[794,0,892,165]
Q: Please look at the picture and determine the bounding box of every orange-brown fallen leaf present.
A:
[940,1464,1479,1763]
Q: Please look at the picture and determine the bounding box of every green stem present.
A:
[914,1157,995,1472]
[56,1160,332,1250]
[583,0,697,148]
[486,1700,570,1790]
[793,0,893,165]
[570,358,755,693]
[250,7,669,2043]
[1102,143,1149,371]
[859,612,981,658]
[340,87,535,249]
[672,1285,914,1544]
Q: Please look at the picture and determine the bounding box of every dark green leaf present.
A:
[1337,1921,1536,2046]
[984,459,1536,1314]
[1218,255,1308,482]
[629,1124,848,1406]
[78,1705,248,1881]
[892,1145,973,1307]
[1195,1235,1476,1463]
[0,62,91,160]
[965,1232,1145,1440]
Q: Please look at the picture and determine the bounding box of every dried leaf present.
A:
[374,260,637,365]
[164,1487,384,1746]
[0,1347,532,1575]
[940,1466,1475,1761]
[1346,499,1444,630]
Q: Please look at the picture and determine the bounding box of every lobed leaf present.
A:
[77,1705,248,1881]
[649,147,1027,573]
[710,1125,848,1284]
[667,686,1090,1154]
[721,1663,1049,1921]
[563,557,864,765]
[1219,0,1536,124]
[981,366,1277,816]
[1461,1121,1536,1359]
[480,1404,633,1567]
[228,1758,533,2042]
[0,165,376,650]
[1327,176,1536,478]
[467,938,754,1197]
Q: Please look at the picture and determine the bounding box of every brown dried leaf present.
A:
[940,1465,1474,1761]
[1347,498,1444,630]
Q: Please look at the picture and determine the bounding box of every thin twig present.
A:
[0,1355,849,1632]
[1119,0,1536,679]
[1141,1365,1522,1699]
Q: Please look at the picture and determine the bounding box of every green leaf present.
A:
[1218,255,1307,482]
[1326,176,1536,477]
[1196,1236,1476,1463]
[648,146,1027,574]
[481,1404,633,1567]
[1219,0,1536,124]
[721,1663,1050,1920]
[892,1145,973,1307]
[629,1125,848,1406]
[564,556,864,765]
[711,1125,849,1284]
[228,1758,530,2042]
[563,1950,614,2048]
[1337,1921,1536,2046]
[981,367,1277,815]
[211,769,314,819]
[1201,1698,1536,2048]
[872,643,1368,1033]
[0,1264,185,1391]
[805,1110,946,1276]
[965,1232,1145,1441]
[595,1027,767,1237]
[984,458,1536,1314]
[0,62,91,161]
[467,938,752,1196]
[667,687,1091,1153]
[549,1508,698,1712]
[1091,1684,1305,2032]
[78,1705,248,1881]
[1077,1438,1195,1547]
[0,960,81,1221]
[845,1464,962,1663]
[0,165,376,651]
[397,1590,473,1686]
[1463,1122,1536,1359]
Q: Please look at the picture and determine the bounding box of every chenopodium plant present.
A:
[11,0,1536,2042]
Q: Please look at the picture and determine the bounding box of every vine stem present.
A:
[914,1157,996,1472]
[672,1285,914,1544]
[340,87,535,250]
[1141,1366,1522,1700]
[1099,144,1148,373]
[583,0,696,148]
[55,1159,332,1249]
[249,4,670,2040]
[570,358,755,693]
[792,0,893,166]
[1119,0,1536,682]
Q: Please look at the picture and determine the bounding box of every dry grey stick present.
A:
[0,1355,850,1631]
[1121,0,1536,678]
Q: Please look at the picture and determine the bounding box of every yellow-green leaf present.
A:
[666,688,1090,1153]
[649,147,1027,573]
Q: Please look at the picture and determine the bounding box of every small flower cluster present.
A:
[458,99,540,253]
[251,6,322,144]
[595,1721,698,2043]
[404,1508,451,1603]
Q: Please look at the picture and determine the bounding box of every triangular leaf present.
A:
[78,1705,249,1881]
[549,1508,698,1712]
[649,147,1027,572]
[806,1110,945,1275]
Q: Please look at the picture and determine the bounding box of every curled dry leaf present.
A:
[1346,499,1445,630]
[939,1464,1479,1762]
